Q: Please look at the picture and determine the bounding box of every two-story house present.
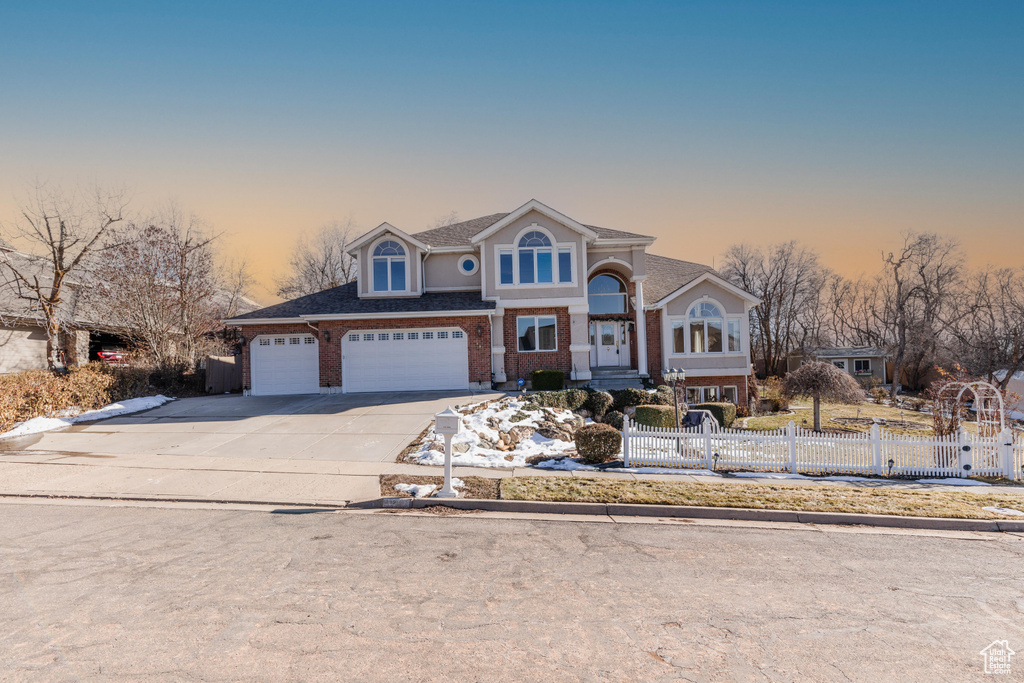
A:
[227,200,759,404]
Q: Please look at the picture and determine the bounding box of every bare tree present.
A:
[947,266,1024,391]
[720,241,827,377]
[96,206,240,371]
[0,185,127,369]
[428,210,460,229]
[782,361,865,432]
[880,232,963,398]
[276,219,358,298]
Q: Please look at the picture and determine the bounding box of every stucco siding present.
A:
[424,252,480,289]
[665,281,746,316]
[356,234,422,297]
[0,326,48,373]
[481,210,587,301]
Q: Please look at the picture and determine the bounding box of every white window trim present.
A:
[516,315,558,353]
[667,297,745,356]
[457,254,479,276]
[493,224,578,289]
[723,385,739,404]
[587,273,629,315]
[853,358,872,374]
[369,236,411,294]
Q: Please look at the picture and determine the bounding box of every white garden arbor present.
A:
[936,380,1006,437]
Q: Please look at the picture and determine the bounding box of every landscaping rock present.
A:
[576,409,592,419]
[536,426,572,442]
[487,417,502,430]
[508,425,535,444]
[453,442,471,454]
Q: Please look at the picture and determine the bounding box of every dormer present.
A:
[347,223,430,298]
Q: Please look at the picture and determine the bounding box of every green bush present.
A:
[652,385,675,406]
[610,387,657,412]
[562,388,588,411]
[633,404,678,429]
[531,369,564,391]
[584,391,614,420]
[575,423,622,464]
[694,402,737,428]
[531,391,566,409]
[602,410,625,430]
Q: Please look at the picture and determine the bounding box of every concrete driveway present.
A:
[7,391,500,464]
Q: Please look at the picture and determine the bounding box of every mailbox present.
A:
[435,407,462,436]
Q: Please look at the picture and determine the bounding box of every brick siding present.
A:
[502,307,572,384]
[237,316,492,391]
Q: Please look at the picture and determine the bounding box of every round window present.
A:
[458,255,479,275]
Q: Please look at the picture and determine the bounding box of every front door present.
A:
[596,322,619,367]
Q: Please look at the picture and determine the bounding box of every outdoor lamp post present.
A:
[434,407,462,498]
[663,368,686,432]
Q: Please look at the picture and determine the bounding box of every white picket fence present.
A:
[622,416,1022,480]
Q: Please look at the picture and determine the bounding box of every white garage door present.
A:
[251,334,320,396]
[342,328,469,393]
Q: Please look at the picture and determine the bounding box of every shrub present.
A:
[904,397,926,412]
[652,385,675,406]
[531,391,567,409]
[584,391,614,420]
[695,402,737,428]
[531,369,564,391]
[562,388,589,411]
[575,423,622,464]
[602,410,625,430]
[870,387,889,406]
[735,405,751,419]
[633,404,678,428]
[611,387,657,412]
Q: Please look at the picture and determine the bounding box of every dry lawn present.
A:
[745,400,950,436]
[501,476,1024,520]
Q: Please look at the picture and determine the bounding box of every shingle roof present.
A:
[410,213,653,248]
[810,347,887,358]
[642,254,718,304]
[229,282,496,321]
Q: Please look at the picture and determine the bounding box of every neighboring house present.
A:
[788,346,889,384]
[993,370,1024,421]
[227,199,760,404]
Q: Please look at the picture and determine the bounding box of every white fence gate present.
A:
[622,416,1021,480]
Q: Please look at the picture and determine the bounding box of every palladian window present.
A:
[499,229,573,285]
[372,240,407,292]
[672,302,742,354]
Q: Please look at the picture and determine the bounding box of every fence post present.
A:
[704,420,713,470]
[957,428,972,478]
[999,428,1014,480]
[788,421,797,474]
[871,424,883,476]
[622,414,631,467]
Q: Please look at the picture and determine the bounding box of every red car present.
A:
[96,349,129,366]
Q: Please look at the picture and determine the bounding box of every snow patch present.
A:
[0,395,174,440]
[917,478,991,486]
[605,467,722,476]
[534,458,598,471]
[394,483,437,498]
[982,506,1024,516]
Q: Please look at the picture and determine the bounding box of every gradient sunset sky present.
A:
[2,1,1021,302]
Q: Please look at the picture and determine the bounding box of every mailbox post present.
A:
[434,407,462,498]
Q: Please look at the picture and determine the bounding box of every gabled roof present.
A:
[346,222,430,255]
[643,255,718,304]
[410,210,653,250]
[226,282,495,322]
[469,199,598,244]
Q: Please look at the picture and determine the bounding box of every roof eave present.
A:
[469,199,598,245]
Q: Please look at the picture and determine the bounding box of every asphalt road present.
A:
[1,503,1022,682]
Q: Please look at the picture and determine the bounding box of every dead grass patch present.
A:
[379,474,500,500]
[500,477,1024,519]
[396,426,433,463]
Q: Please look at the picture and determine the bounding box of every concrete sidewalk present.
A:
[2,446,1023,508]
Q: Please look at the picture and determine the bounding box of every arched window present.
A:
[498,227,573,285]
[671,301,743,354]
[372,240,407,292]
[588,275,627,314]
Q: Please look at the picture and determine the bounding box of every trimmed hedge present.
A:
[602,410,625,430]
[610,387,656,412]
[530,369,564,391]
[694,402,737,428]
[575,423,622,464]
[633,404,678,429]
[584,390,614,420]
[654,385,675,405]
[530,388,588,411]
[562,388,588,411]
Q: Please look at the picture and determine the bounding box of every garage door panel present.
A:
[251,335,320,396]
[342,328,469,393]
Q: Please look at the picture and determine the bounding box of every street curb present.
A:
[375,497,1024,532]
[0,492,346,509]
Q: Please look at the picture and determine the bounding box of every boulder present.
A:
[508,425,535,445]
[536,426,572,442]
[452,442,471,454]
[576,409,592,419]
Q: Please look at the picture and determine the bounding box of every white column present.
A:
[634,278,648,377]
[491,311,506,383]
